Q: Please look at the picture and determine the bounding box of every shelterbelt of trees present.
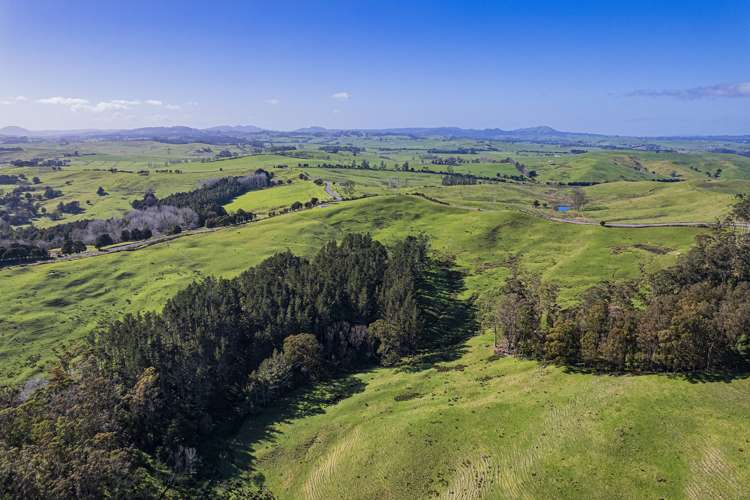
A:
[130,170,271,226]
[0,170,273,266]
[0,233,430,497]
[483,197,750,373]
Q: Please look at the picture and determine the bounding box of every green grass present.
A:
[226,331,750,499]
[2,153,304,226]
[580,179,750,223]
[225,180,328,214]
[0,195,699,385]
[5,145,750,227]
[3,139,748,498]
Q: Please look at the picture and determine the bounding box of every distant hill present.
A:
[292,126,329,134]
[0,126,31,136]
[0,124,747,149]
[93,126,253,144]
[205,125,265,134]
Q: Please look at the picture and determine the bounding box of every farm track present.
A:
[324,181,342,201]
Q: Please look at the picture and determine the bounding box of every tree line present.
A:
[441,173,478,186]
[0,242,49,264]
[0,171,276,265]
[482,199,750,373]
[131,170,271,225]
[0,233,431,497]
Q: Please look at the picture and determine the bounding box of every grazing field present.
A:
[1,151,301,226]
[5,4,750,497]
[225,180,329,214]
[226,331,750,499]
[0,195,699,384]
[580,179,750,223]
[3,138,749,498]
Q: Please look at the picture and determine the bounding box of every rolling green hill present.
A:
[0,195,699,385]
[3,138,749,498]
[223,331,750,499]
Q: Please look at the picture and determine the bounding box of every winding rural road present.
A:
[324,181,342,201]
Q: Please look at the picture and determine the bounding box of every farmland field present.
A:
[1,135,748,499]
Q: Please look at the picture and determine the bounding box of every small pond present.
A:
[555,205,572,212]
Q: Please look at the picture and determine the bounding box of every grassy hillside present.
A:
[0,195,699,384]
[3,139,749,498]
[5,145,750,228]
[581,179,750,223]
[2,153,298,226]
[225,180,328,214]
[226,331,750,499]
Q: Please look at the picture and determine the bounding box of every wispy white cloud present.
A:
[628,81,750,99]
[89,100,136,112]
[265,98,280,105]
[0,95,29,105]
[35,96,182,113]
[37,96,90,110]
[331,91,351,101]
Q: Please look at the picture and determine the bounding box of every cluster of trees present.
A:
[429,156,478,166]
[498,157,537,179]
[0,174,25,184]
[55,200,84,215]
[0,242,49,265]
[205,208,255,228]
[2,219,91,248]
[0,233,431,495]
[441,173,478,186]
[289,197,320,211]
[131,171,271,225]
[0,184,63,226]
[319,145,365,154]
[10,158,69,168]
[61,238,87,254]
[82,206,199,246]
[1,170,272,257]
[427,147,483,154]
[1,205,195,254]
[484,216,750,373]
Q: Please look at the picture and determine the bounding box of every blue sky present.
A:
[0,0,748,135]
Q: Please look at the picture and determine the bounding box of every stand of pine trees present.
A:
[0,233,430,497]
[483,221,750,373]
[131,171,272,225]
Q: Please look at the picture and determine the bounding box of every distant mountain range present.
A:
[1,124,749,147]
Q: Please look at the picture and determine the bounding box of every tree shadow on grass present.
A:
[561,364,750,384]
[199,258,478,489]
[397,256,478,373]
[202,373,368,488]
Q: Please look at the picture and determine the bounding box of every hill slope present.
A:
[226,331,750,499]
[0,195,699,384]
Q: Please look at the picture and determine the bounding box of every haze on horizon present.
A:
[0,0,748,136]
